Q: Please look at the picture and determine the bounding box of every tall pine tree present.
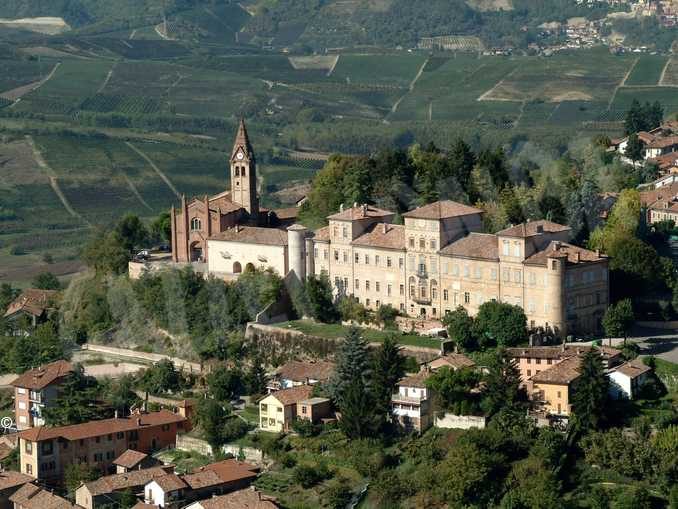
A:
[372,336,406,428]
[571,350,609,433]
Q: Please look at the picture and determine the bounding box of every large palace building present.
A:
[155,121,609,337]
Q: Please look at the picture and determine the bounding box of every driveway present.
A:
[594,327,678,364]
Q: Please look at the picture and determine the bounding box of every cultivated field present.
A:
[661,58,678,86]
[625,55,669,86]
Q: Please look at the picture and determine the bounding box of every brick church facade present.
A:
[170,119,293,263]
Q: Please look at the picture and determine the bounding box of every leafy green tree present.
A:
[571,350,609,432]
[448,138,476,194]
[118,489,137,509]
[426,366,481,415]
[150,211,171,243]
[115,214,149,253]
[304,274,339,323]
[625,133,644,164]
[474,301,527,348]
[44,367,102,426]
[539,195,566,224]
[83,230,130,276]
[375,304,398,328]
[207,367,244,402]
[481,349,524,417]
[196,398,229,450]
[372,335,406,426]
[245,354,268,396]
[64,463,99,499]
[500,456,563,509]
[138,359,182,395]
[326,478,353,509]
[439,441,502,508]
[443,306,477,351]
[103,375,139,416]
[0,283,19,313]
[613,486,652,509]
[32,272,61,290]
[602,299,634,340]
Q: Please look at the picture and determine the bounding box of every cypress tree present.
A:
[571,350,609,432]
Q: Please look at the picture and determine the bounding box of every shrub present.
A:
[293,463,332,488]
[9,245,26,256]
[292,418,321,437]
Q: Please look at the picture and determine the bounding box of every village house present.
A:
[612,121,678,162]
[527,355,583,417]
[11,360,74,430]
[267,360,335,391]
[144,473,186,508]
[258,385,313,432]
[17,409,186,483]
[391,371,434,433]
[640,181,678,225]
[0,472,32,509]
[75,466,174,509]
[296,397,333,425]
[182,459,259,498]
[609,359,652,399]
[183,488,279,509]
[3,289,58,335]
[427,353,476,372]
[113,449,162,473]
[9,484,76,509]
[506,345,622,384]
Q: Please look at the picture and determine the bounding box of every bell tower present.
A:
[230,118,258,217]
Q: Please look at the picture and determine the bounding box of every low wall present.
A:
[434,413,486,430]
[636,320,678,330]
[176,434,213,456]
[245,323,439,364]
[221,444,264,465]
[81,344,201,374]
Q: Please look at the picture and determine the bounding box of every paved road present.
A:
[593,327,678,364]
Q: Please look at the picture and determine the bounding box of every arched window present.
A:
[190,217,202,231]
[235,167,240,177]
[431,280,438,300]
[241,166,246,177]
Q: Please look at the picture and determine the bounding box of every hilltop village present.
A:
[0,114,676,508]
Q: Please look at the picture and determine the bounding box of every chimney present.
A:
[536,225,544,234]
[595,248,600,257]
[553,241,561,250]
[353,202,358,208]
[382,223,387,234]
[114,409,119,419]
[339,203,344,212]
[235,224,241,233]
[362,204,368,217]
[137,418,142,426]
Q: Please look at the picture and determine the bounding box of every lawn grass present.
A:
[277,319,441,349]
[238,405,260,427]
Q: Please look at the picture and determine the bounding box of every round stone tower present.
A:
[546,249,567,337]
[287,224,308,281]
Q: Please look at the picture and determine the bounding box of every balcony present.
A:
[412,295,431,305]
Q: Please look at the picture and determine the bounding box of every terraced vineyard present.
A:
[625,55,669,86]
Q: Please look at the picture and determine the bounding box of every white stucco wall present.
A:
[207,240,288,276]
[608,371,633,399]
[145,481,166,507]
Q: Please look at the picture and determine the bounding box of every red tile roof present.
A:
[497,220,570,238]
[313,226,330,242]
[268,385,313,405]
[113,449,148,469]
[4,289,58,318]
[83,467,174,496]
[10,360,73,390]
[351,223,405,250]
[275,360,335,383]
[428,354,476,371]
[18,410,186,442]
[10,484,75,509]
[398,371,431,389]
[439,232,498,260]
[523,241,605,266]
[328,205,394,221]
[530,356,582,385]
[191,459,259,485]
[208,226,288,246]
[402,200,482,220]
[196,489,278,509]
[151,473,187,492]
[613,359,651,379]
[0,471,32,491]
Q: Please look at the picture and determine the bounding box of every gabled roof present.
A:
[11,360,73,390]
[151,473,187,492]
[613,359,651,379]
[10,484,75,509]
[497,220,570,238]
[181,470,224,490]
[402,200,482,220]
[397,371,431,389]
[523,241,606,266]
[194,489,278,509]
[351,223,405,250]
[507,345,622,361]
[328,204,393,222]
[83,467,174,496]
[208,226,288,246]
[191,459,259,484]
[0,471,32,491]
[4,289,58,318]
[275,360,335,383]
[530,356,582,385]
[428,354,476,371]
[439,232,498,260]
[113,449,148,469]
[267,385,313,406]
[18,410,186,442]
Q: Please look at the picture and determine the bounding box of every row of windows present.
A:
[408,237,437,251]
[502,240,522,257]
[233,165,247,177]
[566,269,607,287]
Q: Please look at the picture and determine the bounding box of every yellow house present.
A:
[259,385,313,432]
[527,356,582,416]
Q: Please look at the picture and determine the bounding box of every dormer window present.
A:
[190,218,202,231]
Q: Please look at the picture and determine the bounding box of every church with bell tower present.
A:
[169,119,297,264]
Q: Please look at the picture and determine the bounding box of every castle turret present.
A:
[546,244,567,337]
[287,224,308,281]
